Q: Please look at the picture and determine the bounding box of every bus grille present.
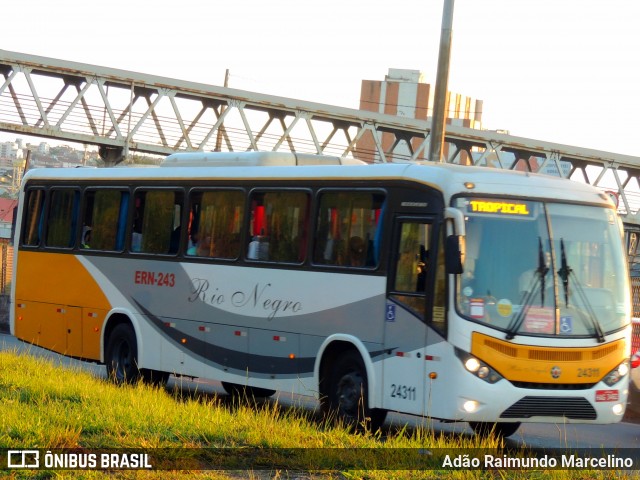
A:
[481,336,622,361]
[500,396,597,420]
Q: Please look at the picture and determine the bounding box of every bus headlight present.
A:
[455,347,503,384]
[603,360,630,387]
[464,357,481,372]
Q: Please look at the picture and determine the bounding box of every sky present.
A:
[1,0,639,157]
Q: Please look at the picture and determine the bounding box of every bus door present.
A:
[383,217,435,415]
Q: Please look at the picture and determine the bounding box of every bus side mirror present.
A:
[445,235,465,274]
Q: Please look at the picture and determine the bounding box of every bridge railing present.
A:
[2,49,640,226]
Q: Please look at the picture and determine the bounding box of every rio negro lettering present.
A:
[189,278,302,320]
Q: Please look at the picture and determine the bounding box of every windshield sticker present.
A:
[468,199,532,216]
[469,298,485,319]
[560,316,573,334]
[523,307,555,334]
[462,286,473,297]
[497,299,513,317]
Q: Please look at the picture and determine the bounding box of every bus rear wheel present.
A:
[469,421,521,438]
[105,323,142,384]
[322,351,387,432]
[221,382,275,399]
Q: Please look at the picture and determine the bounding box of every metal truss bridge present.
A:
[2,49,640,234]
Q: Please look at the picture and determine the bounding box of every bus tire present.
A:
[221,382,275,399]
[105,323,142,384]
[323,350,387,431]
[469,421,521,438]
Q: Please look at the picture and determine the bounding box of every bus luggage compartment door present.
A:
[14,302,82,357]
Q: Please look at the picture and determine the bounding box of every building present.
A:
[0,141,24,160]
[38,141,50,154]
[356,68,483,163]
[0,198,17,293]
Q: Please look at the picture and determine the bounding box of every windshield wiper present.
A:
[557,238,605,343]
[537,237,550,306]
[505,238,548,340]
[557,238,571,306]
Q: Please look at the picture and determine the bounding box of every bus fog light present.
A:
[612,403,625,416]
[463,400,479,413]
[477,366,490,378]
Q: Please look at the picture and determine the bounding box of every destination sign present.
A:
[468,200,532,216]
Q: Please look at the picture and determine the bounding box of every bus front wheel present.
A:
[322,351,387,431]
[105,323,142,384]
[469,421,521,438]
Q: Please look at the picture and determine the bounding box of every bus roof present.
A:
[20,157,612,208]
[162,151,366,167]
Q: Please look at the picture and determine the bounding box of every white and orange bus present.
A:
[11,151,632,436]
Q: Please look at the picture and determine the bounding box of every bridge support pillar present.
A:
[98,146,125,166]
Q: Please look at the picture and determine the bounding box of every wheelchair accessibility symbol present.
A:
[386,304,396,322]
[560,316,573,334]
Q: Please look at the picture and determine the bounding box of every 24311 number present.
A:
[390,384,417,401]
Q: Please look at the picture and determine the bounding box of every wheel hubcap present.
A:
[336,371,363,416]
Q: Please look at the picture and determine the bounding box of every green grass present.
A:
[0,350,632,479]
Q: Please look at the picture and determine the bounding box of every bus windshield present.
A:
[454,198,629,338]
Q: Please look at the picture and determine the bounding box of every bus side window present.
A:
[45,189,79,249]
[22,188,45,247]
[313,191,385,268]
[247,191,309,263]
[187,189,244,259]
[132,190,183,255]
[81,189,129,251]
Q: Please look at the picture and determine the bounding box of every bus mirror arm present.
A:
[445,207,465,237]
[445,234,465,274]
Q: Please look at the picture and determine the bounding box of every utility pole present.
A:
[215,69,230,152]
[428,0,455,163]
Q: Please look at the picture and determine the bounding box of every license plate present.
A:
[595,389,619,402]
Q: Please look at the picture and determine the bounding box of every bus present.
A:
[11,151,632,437]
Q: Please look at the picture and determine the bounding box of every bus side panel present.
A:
[209,323,249,377]
[381,305,427,415]
[82,308,107,360]
[300,334,325,394]
[15,251,111,307]
[249,328,300,381]
[13,302,58,350]
[65,306,82,356]
[423,341,464,420]
[14,251,111,360]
